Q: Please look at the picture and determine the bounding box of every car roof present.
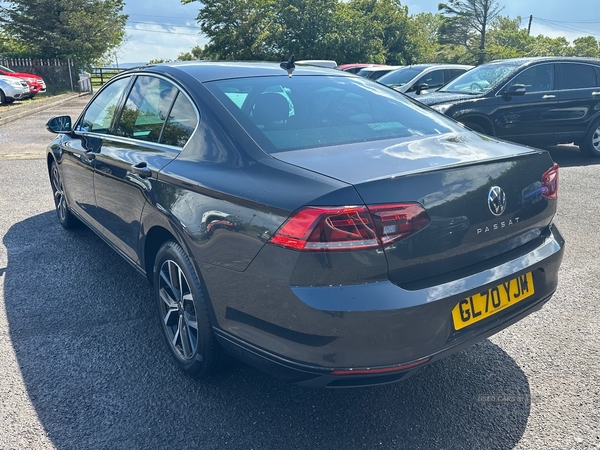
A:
[485,56,600,67]
[133,61,350,82]
[337,63,385,70]
[358,65,403,72]
[400,64,473,70]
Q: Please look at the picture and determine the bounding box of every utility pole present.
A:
[528,15,533,35]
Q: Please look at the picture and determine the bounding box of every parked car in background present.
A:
[337,63,386,74]
[419,57,600,157]
[45,61,563,387]
[378,64,473,96]
[0,75,29,104]
[356,65,404,80]
[0,64,46,98]
[296,60,337,69]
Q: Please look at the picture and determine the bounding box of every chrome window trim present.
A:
[76,71,201,150]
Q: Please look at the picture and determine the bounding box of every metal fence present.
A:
[90,67,127,88]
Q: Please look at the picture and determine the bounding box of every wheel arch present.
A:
[143,225,178,286]
[46,152,56,180]
[457,114,495,136]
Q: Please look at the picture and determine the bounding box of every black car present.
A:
[419,57,600,157]
[45,62,564,387]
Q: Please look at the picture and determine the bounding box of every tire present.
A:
[0,90,5,105]
[579,117,600,158]
[50,161,80,229]
[154,241,221,378]
[463,121,486,134]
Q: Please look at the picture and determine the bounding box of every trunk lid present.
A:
[274,132,557,285]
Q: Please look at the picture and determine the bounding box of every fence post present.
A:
[68,58,74,92]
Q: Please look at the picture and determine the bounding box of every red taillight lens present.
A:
[541,163,559,200]
[269,206,379,251]
[269,203,430,251]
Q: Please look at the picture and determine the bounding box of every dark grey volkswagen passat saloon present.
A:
[46,62,564,387]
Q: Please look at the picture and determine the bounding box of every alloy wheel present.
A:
[158,259,199,360]
[51,164,68,222]
[592,125,600,153]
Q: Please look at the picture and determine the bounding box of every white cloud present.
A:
[116,23,208,64]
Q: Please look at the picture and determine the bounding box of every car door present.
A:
[62,76,132,229]
[92,75,198,265]
[494,62,559,144]
[553,62,600,143]
[406,69,445,94]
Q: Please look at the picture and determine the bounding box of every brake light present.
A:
[269,203,430,251]
[541,163,559,200]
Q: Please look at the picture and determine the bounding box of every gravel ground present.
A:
[0,97,598,450]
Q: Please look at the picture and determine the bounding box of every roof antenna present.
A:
[280,55,295,78]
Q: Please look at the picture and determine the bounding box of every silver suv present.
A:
[0,75,29,104]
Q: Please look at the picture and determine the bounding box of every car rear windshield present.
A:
[205,75,459,153]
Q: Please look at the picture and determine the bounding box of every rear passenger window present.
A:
[161,93,198,147]
[115,76,177,143]
[559,63,598,89]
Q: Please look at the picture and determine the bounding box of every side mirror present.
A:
[415,83,429,95]
[503,84,526,97]
[46,116,72,134]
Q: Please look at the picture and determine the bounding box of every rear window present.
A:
[205,76,459,153]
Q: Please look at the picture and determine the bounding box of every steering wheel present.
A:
[470,82,483,92]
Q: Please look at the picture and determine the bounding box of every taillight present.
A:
[269,203,430,252]
[541,163,559,200]
[368,204,431,245]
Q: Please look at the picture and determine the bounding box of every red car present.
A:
[336,63,386,74]
[0,64,46,98]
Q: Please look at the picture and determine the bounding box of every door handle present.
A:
[542,95,556,99]
[131,162,152,178]
[592,92,600,96]
[84,151,96,160]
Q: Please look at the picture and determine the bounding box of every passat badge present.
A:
[488,186,506,216]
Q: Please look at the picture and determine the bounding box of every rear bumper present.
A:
[207,225,564,387]
[216,289,554,387]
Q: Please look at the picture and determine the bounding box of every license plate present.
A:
[452,272,535,330]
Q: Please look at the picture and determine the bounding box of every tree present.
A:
[348,0,415,65]
[486,15,533,60]
[0,0,127,67]
[438,0,503,65]
[177,46,206,61]
[408,12,445,63]
[324,2,386,63]
[569,36,600,58]
[272,0,338,59]
[528,35,570,57]
[183,0,278,60]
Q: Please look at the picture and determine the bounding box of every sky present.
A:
[118,0,600,65]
